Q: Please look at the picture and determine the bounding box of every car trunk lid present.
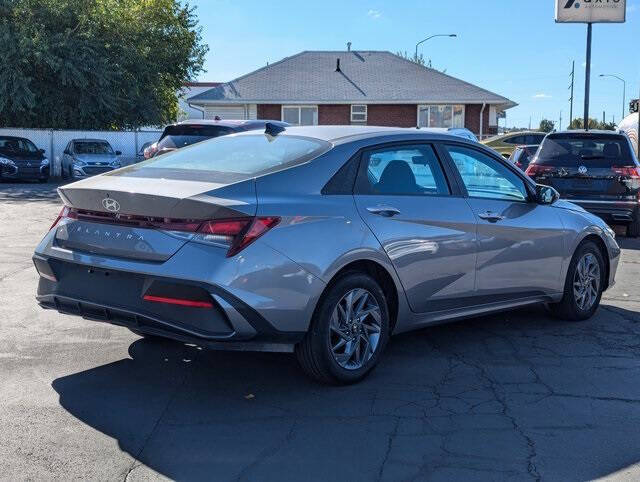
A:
[54,175,257,262]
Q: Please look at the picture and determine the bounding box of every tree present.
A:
[0,0,208,129]
[568,118,601,130]
[539,119,555,133]
[395,50,426,67]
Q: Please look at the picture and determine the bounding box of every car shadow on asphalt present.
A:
[0,181,67,202]
[51,304,640,480]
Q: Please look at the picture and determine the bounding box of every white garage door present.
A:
[204,105,257,120]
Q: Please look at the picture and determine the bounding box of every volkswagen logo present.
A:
[578,165,588,175]
[102,197,120,212]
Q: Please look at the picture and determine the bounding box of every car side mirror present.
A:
[115,150,122,156]
[536,184,559,205]
[38,149,45,154]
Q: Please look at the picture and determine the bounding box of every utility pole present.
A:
[584,24,593,130]
[603,111,606,124]
[569,60,575,127]
[529,116,532,130]
[559,110,562,131]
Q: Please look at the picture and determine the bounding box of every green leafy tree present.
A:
[568,118,601,130]
[0,0,208,129]
[539,119,555,133]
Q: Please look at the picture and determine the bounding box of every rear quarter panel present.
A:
[254,142,412,331]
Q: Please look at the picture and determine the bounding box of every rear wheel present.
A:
[547,241,604,321]
[295,272,390,384]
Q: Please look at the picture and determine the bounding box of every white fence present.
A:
[0,128,163,177]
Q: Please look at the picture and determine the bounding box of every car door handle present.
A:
[477,212,505,223]
[366,206,401,217]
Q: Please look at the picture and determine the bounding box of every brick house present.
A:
[187,50,516,138]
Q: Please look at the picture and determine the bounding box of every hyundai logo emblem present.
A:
[102,197,120,212]
[578,165,588,175]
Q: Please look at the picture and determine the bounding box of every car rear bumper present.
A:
[34,255,307,351]
[32,228,325,351]
[569,199,638,223]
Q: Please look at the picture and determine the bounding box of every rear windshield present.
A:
[535,134,635,167]
[112,134,331,182]
[74,141,113,155]
[157,125,235,150]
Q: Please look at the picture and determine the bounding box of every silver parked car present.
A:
[61,139,122,179]
[34,126,620,384]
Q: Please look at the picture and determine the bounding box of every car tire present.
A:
[547,240,605,321]
[295,272,390,385]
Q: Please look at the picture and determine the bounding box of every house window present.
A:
[418,105,465,128]
[351,105,367,123]
[282,106,318,126]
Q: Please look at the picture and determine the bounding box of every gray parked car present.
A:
[34,126,620,384]
[61,139,122,179]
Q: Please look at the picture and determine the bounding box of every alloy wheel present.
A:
[573,253,600,311]
[329,288,382,370]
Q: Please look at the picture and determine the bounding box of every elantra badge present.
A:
[578,165,588,175]
[102,197,120,212]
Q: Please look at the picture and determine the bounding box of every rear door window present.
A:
[535,134,636,167]
[356,144,450,196]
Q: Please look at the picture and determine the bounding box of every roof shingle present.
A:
[188,51,515,108]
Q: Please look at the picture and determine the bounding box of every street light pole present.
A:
[584,23,592,130]
[414,34,457,61]
[599,74,626,121]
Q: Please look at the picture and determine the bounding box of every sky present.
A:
[190,0,640,129]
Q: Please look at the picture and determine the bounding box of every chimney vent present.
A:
[335,58,341,72]
[347,42,352,52]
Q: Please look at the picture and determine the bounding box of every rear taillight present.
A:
[524,164,554,177]
[196,217,280,257]
[49,206,75,230]
[611,166,640,178]
[514,161,522,169]
[49,207,279,257]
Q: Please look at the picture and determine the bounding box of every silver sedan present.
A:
[34,126,620,384]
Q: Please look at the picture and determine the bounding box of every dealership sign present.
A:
[556,0,626,23]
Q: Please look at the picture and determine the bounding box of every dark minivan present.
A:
[525,130,640,236]
[145,119,289,159]
[0,136,49,182]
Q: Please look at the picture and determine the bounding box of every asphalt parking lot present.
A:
[2,182,640,481]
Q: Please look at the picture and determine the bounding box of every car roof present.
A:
[233,124,481,145]
[484,131,542,142]
[0,135,31,141]
[173,119,288,128]
[72,138,110,142]
[550,129,623,136]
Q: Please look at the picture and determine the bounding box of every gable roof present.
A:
[188,51,516,109]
